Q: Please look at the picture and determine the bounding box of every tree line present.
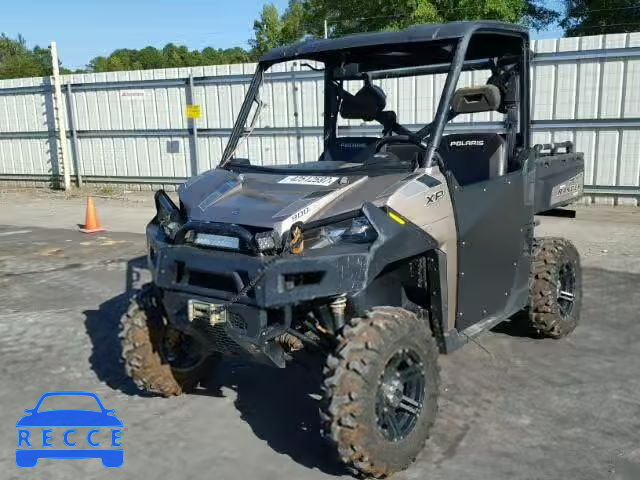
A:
[1,0,638,79]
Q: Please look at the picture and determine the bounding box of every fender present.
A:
[362,202,439,282]
[350,203,450,350]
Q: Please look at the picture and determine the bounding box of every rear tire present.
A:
[527,238,582,338]
[321,307,439,478]
[120,284,217,396]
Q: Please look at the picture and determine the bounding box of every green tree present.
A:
[248,1,309,58]
[162,44,192,67]
[281,0,307,44]
[561,0,640,36]
[526,0,562,30]
[250,3,284,56]
[136,46,166,69]
[301,0,558,37]
[87,56,109,72]
[85,43,254,73]
[0,34,28,59]
[218,47,253,64]
[0,53,43,79]
[0,34,54,79]
[31,46,55,76]
[244,0,559,56]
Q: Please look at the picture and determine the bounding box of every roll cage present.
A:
[221,21,530,169]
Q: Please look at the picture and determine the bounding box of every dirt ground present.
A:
[0,190,639,480]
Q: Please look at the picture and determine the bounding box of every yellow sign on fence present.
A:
[186,104,201,119]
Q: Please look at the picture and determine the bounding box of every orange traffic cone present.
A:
[80,196,105,233]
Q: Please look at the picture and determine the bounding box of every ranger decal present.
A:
[551,173,583,203]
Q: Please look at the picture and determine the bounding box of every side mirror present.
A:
[24,409,33,414]
[451,84,501,114]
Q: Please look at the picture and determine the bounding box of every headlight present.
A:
[192,233,240,250]
[154,190,182,240]
[305,215,377,249]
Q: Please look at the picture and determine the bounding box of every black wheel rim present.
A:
[375,349,426,442]
[557,262,576,317]
[161,327,205,371]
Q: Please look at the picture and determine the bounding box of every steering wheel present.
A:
[375,134,427,153]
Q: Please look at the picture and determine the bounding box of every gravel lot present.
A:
[0,192,638,479]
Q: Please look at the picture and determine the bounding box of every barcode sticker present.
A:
[278,175,339,186]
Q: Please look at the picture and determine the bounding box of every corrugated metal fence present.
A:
[0,32,639,204]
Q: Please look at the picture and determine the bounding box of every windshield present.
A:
[221,40,511,173]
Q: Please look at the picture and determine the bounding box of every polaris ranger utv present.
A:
[121,21,584,477]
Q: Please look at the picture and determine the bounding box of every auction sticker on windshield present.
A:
[278,176,339,186]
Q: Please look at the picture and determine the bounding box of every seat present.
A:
[439,133,507,186]
[339,83,387,122]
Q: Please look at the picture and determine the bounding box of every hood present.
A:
[178,168,408,234]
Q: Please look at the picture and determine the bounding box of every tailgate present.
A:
[534,145,585,213]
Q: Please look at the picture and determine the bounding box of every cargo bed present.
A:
[534,141,584,214]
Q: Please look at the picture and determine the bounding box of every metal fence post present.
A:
[291,62,303,164]
[65,83,83,187]
[186,73,199,176]
[50,42,71,190]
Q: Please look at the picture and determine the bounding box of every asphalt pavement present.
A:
[0,194,639,480]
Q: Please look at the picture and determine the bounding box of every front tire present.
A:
[527,238,582,338]
[321,307,440,478]
[120,284,216,396]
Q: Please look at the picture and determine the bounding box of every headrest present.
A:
[451,85,501,115]
[340,84,386,121]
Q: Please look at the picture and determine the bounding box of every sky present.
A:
[4,0,564,70]
[3,0,290,69]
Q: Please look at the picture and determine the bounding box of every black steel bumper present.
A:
[147,223,370,308]
[146,223,370,365]
[145,202,439,365]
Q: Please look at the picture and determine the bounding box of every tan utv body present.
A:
[121,21,585,478]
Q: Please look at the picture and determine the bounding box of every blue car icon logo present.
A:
[16,391,123,468]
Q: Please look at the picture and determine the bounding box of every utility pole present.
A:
[324,18,328,39]
[50,42,71,190]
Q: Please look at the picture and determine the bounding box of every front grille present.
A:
[228,311,248,332]
[189,308,248,356]
[193,319,246,356]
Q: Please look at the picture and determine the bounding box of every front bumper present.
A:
[147,223,370,308]
[145,202,438,365]
[146,223,370,365]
